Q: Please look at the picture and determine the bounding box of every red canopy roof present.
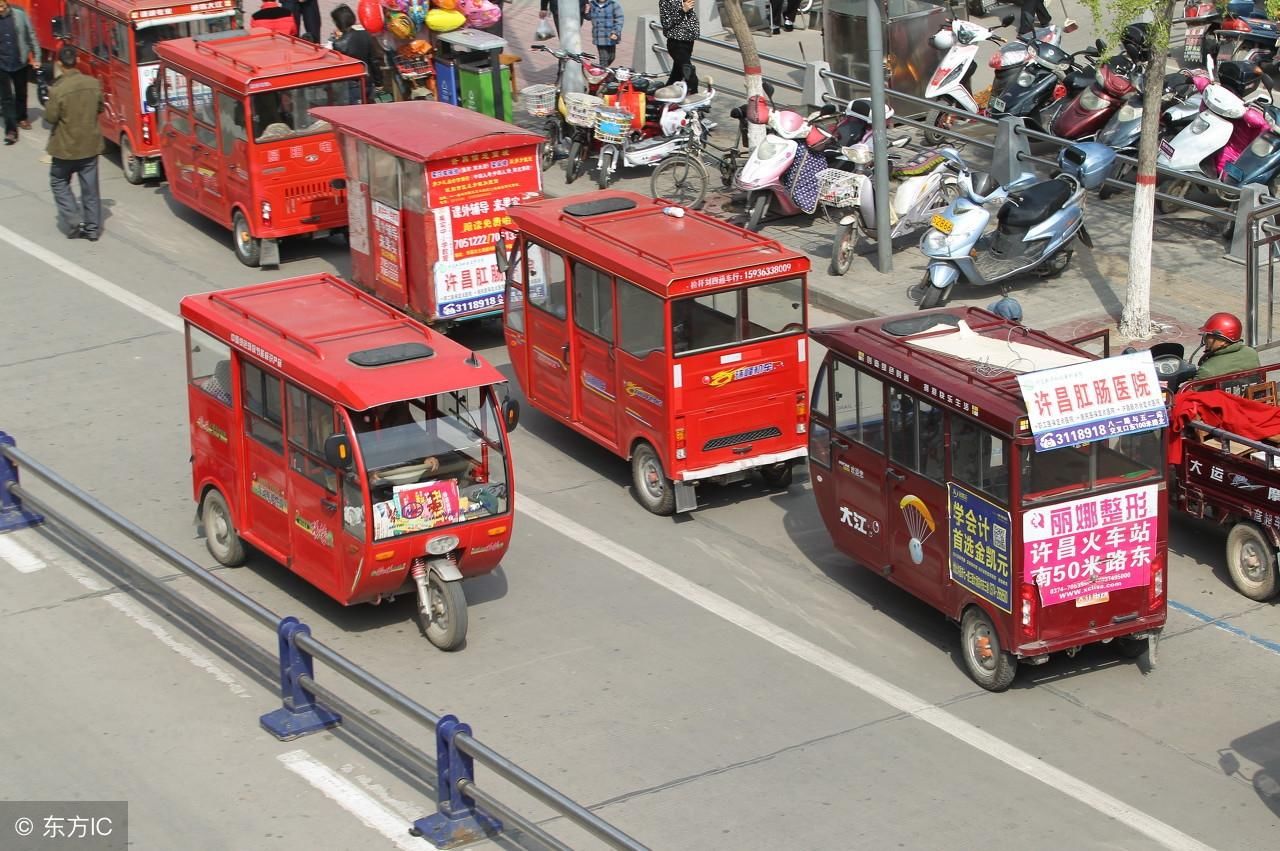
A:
[310,102,545,163]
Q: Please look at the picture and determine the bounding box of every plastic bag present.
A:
[535,15,555,41]
[459,0,501,28]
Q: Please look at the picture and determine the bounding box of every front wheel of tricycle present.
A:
[232,210,262,268]
[418,573,468,650]
[1226,521,1280,601]
[651,155,708,208]
[632,442,675,516]
[202,488,245,567]
[960,606,1017,692]
[829,221,858,276]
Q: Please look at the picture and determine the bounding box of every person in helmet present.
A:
[1195,312,1261,380]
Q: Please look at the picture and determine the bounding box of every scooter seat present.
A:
[653,82,687,103]
[999,178,1072,228]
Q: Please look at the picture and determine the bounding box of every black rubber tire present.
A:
[597,146,616,190]
[718,150,740,188]
[540,121,560,171]
[232,210,262,268]
[923,96,957,148]
[960,606,1018,692]
[1099,163,1129,201]
[1116,636,1149,659]
[1155,179,1188,215]
[565,139,588,185]
[120,135,145,185]
[632,442,676,516]
[1039,248,1073,279]
[202,489,245,567]
[417,573,468,650]
[746,194,769,232]
[760,463,794,490]
[918,279,951,309]
[651,155,708,208]
[829,221,858,276]
[1226,521,1280,601]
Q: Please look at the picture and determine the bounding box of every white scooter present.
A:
[595,79,717,190]
[923,14,1016,145]
[1156,82,1255,210]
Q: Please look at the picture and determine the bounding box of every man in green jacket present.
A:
[45,46,103,241]
[1194,312,1261,380]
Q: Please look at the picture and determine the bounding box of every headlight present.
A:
[1117,103,1141,122]
[922,229,949,254]
[1079,87,1107,111]
[1017,71,1036,87]
[426,534,460,556]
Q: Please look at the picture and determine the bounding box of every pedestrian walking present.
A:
[45,46,103,240]
[584,0,623,67]
[1017,0,1051,37]
[250,0,298,36]
[330,4,380,101]
[0,0,41,142]
[769,0,798,35]
[283,0,322,42]
[538,0,586,41]
[659,0,699,94]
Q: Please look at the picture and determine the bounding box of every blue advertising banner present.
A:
[948,483,1013,613]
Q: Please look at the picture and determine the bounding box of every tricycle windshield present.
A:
[351,387,510,541]
[136,17,236,64]
[671,277,805,356]
[252,82,358,143]
[1020,430,1164,506]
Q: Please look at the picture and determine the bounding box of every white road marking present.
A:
[279,751,422,851]
[2,211,1216,851]
[0,224,183,333]
[0,534,47,573]
[519,496,1215,851]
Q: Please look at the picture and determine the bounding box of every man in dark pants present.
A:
[283,0,321,42]
[0,0,40,142]
[659,0,699,94]
[1018,0,1051,37]
[45,46,103,240]
[770,0,799,35]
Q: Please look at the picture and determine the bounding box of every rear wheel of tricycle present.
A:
[760,462,793,490]
[120,134,145,185]
[201,488,245,567]
[632,442,675,516]
[597,146,616,190]
[960,606,1017,692]
[746,194,769,232]
[651,155,708,208]
[829,221,858,276]
[418,573,468,650]
[232,210,262,268]
[540,120,561,171]
[1226,521,1280,601]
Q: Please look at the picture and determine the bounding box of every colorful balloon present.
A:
[359,0,385,33]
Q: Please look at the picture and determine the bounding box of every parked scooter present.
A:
[923,14,1017,145]
[1222,101,1280,193]
[917,142,1117,308]
[989,41,1101,130]
[1095,72,1199,199]
[990,25,1066,94]
[1044,24,1151,139]
[594,80,716,190]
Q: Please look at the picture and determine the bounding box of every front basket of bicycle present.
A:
[593,107,634,144]
[522,83,558,118]
[565,92,605,128]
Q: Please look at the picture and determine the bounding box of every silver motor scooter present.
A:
[917,142,1116,309]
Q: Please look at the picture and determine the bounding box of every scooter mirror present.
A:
[501,397,521,433]
[1000,13,1015,27]
[1095,37,1107,52]
[818,103,839,117]
[1085,47,1101,58]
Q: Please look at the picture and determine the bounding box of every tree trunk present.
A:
[1118,0,1176,341]
[720,0,768,149]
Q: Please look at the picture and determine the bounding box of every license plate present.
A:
[930,214,953,234]
[143,161,161,178]
[1159,138,1174,158]
[1075,592,1109,607]
[990,97,1006,113]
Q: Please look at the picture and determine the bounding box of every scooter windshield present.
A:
[351,389,510,540]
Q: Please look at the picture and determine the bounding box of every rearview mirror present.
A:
[324,433,353,469]
[501,397,520,433]
[144,84,159,109]
[1085,47,1101,58]
[1096,38,1107,52]
[493,239,509,274]
[818,103,838,117]
[1000,14,1015,27]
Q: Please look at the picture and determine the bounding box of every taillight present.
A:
[989,54,1002,69]
[1019,583,1037,643]
[1150,556,1165,611]
[261,201,272,224]
[1052,83,1067,101]
[1223,16,1252,32]
[675,424,686,460]
[141,119,151,144]
[796,391,807,433]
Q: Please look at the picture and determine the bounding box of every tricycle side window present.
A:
[672,277,806,355]
[241,362,284,453]
[504,238,525,334]
[831,358,885,453]
[809,360,832,468]
[217,92,246,156]
[368,147,399,207]
[286,383,337,493]
[951,415,1010,505]
[187,325,232,406]
[526,241,567,320]
[618,280,664,358]
[888,387,944,482]
[399,158,424,213]
[161,68,191,135]
[571,261,614,343]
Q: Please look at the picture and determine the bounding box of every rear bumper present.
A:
[1015,612,1165,657]
[678,446,807,482]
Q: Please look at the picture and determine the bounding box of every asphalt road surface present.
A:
[2,89,1280,851]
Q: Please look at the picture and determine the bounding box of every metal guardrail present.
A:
[1244,194,1280,350]
[0,433,648,851]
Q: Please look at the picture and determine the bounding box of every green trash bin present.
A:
[457,60,512,119]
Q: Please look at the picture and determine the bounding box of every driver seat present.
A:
[999,178,1072,229]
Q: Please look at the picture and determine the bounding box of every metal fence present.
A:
[1245,196,1280,351]
[0,432,648,851]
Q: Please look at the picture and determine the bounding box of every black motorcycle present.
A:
[989,40,1102,131]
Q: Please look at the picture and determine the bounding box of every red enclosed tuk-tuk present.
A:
[311,101,544,327]
[155,30,365,267]
[809,309,1169,690]
[180,274,519,649]
[500,191,811,515]
[56,0,240,183]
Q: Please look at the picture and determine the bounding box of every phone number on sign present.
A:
[440,294,504,318]
[1037,418,1163,450]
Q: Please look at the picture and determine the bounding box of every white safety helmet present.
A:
[931,29,954,51]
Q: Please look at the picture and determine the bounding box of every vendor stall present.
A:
[312,101,543,327]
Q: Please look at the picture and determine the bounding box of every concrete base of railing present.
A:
[0,432,42,533]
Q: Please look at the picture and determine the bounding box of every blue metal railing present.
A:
[0,431,648,851]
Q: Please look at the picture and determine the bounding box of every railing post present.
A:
[260,617,341,740]
[412,715,501,848]
[0,433,43,533]
[1225,183,1264,266]
[990,116,1032,188]
[635,16,667,78]
[802,60,833,111]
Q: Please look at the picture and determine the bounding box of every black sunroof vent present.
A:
[348,343,434,367]
[881,314,961,337]
[564,197,637,217]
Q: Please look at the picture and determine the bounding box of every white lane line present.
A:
[0,224,183,333]
[278,750,422,851]
[518,496,1215,851]
[2,207,1215,851]
[0,534,47,573]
